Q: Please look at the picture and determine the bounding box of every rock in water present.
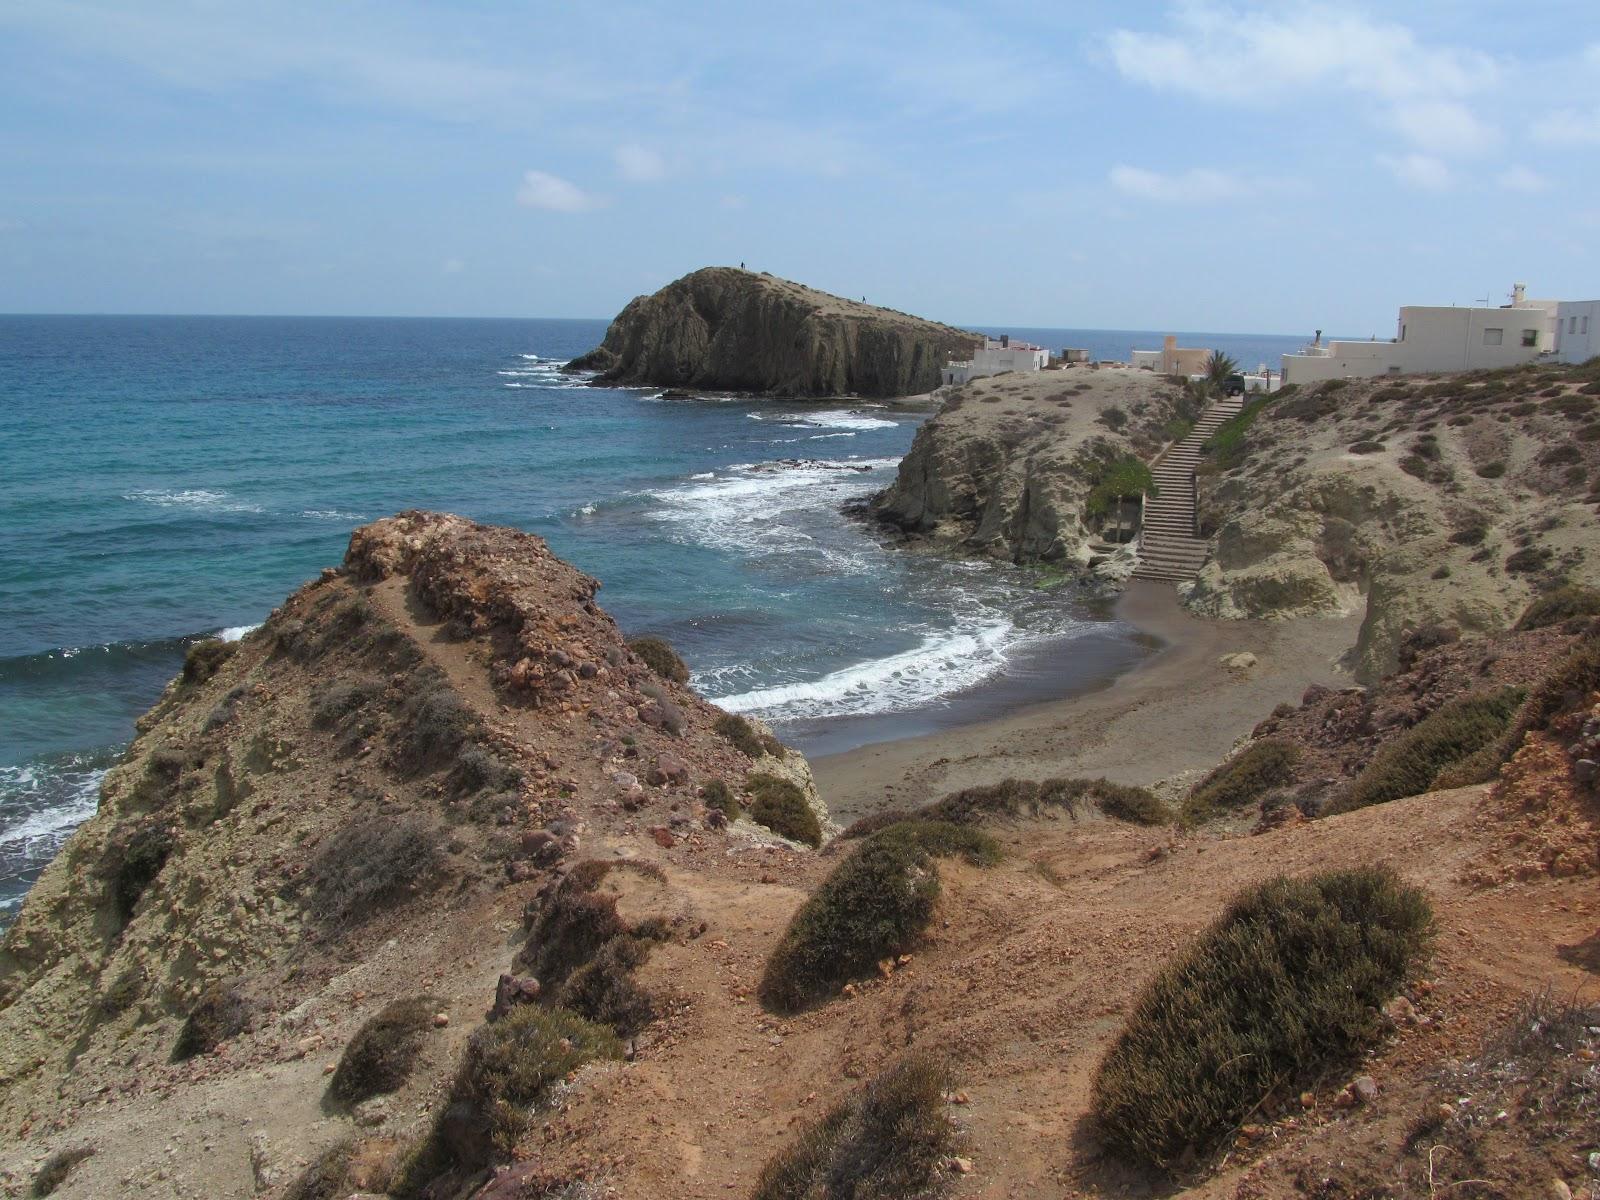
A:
[565,266,980,398]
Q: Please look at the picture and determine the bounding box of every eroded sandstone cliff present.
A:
[1189,367,1600,679]
[565,267,980,398]
[871,368,1193,568]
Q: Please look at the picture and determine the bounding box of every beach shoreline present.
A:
[810,579,1364,826]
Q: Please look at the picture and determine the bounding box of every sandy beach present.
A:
[811,580,1364,825]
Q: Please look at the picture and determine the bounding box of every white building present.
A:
[941,336,1049,386]
[1280,283,1592,384]
[1555,300,1599,365]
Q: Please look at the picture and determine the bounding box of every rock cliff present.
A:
[1188,366,1600,679]
[871,367,1193,567]
[565,267,980,398]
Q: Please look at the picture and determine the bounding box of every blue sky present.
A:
[1,2,1596,332]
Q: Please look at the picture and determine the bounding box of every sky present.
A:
[1,1,1596,333]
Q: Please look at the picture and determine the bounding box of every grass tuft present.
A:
[1180,741,1300,825]
[1090,866,1432,1170]
[303,816,445,929]
[751,1053,956,1200]
[173,980,251,1061]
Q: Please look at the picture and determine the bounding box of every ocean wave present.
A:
[708,622,1020,720]
[301,508,367,522]
[1,754,111,918]
[772,432,857,443]
[122,488,264,514]
[646,457,898,553]
[775,409,898,432]
[218,624,260,642]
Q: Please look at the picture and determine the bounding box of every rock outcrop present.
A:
[566,267,980,398]
[871,367,1192,567]
[1188,368,1600,679]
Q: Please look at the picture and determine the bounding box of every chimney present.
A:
[1314,329,1322,347]
[1512,282,1527,306]
[1001,334,1010,348]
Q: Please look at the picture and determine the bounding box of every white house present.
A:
[941,335,1049,386]
[1555,300,1599,365]
[1280,283,1588,384]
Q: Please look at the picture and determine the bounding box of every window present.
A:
[1483,328,1503,346]
[1583,316,1591,336]
[1400,323,1407,341]
[1572,316,1580,334]
[1521,329,1538,347]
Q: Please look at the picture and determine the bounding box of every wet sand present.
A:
[810,580,1363,825]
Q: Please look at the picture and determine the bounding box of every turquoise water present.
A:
[0,315,1305,919]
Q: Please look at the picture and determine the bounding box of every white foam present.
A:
[706,622,1019,720]
[302,509,366,522]
[123,488,264,514]
[0,765,105,848]
[775,409,897,432]
[218,624,259,643]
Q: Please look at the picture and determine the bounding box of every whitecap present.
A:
[301,509,367,522]
[706,623,1020,720]
[772,409,897,432]
[0,763,106,851]
[123,488,264,514]
[218,624,260,643]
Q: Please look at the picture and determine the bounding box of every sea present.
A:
[0,315,1306,922]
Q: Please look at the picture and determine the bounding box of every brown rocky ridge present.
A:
[565,266,981,398]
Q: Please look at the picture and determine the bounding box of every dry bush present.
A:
[1180,741,1301,825]
[751,1054,956,1200]
[1515,583,1600,630]
[554,935,657,1036]
[389,674,478,776]
[1327,688,1523,814]
[748,774,822,847]
[308,678,381,728]
[328,996,438,1105]
[103,819,175,922]
[303,816,445,929]
[31,1146,93,1197]
[759,821,992,1012]
[714,712,783,758]
[1090,866,1431,1170]
[701,778,740,821]
[628,636,689,684]
[182,637,235,684]
[173,980,251,1061]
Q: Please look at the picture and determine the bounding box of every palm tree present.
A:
[1204,350,1240,395]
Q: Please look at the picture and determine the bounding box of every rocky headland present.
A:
[870,367,1194,570]
[565,266,980,398]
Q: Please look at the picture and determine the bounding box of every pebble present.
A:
[433,1012,450,1027]
[949,1157,974,1175]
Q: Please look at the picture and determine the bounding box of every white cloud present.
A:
[1108,5,1497,104]
[1387,100,1499,155]
[442,257,464,274]
[1497,165,1550,193]
[1377,153,1452,191]
[515,170,603,213]
[1111,165,1242,202]
[613,144,666,183]
[1533,107,1600,145]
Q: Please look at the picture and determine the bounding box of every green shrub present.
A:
[105,820,175,921]
[760,834,939,1012]
[838,810,915,839]
[1202,393,1275,469]
[554,935,656,1036]
[925,776,1163,827]
[282,1137,358,1200]
[714,712,782,758]
[1505,546,1552,574]
[1348,440,1385,454]
[173,981,251,1061]
[1475,461,1506,479]
[628,636,689,684]
[1095,782,1170,826]
[32,1146,93,1197]
[517,866,629,988]
[1448,525,1487,546]
[701,778,740,821]
[1326,688,1523,814]
[309,678,381,728]
[99,965,144,1017]
[182,638,235,684]
[328,996,437,1105]
[1090,866,1432,1170]
[870,819,1001,866]
[1181,741,1300,825]
[1515,583,1600,630]
[1099,405,1129,431]
[1085,455,1157,518]
[303,816,444,929]
[751,1054,955,1200]
[1451,635,1600,788]
[748,774,822,847]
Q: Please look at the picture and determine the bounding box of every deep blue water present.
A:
[0,315,1308,920]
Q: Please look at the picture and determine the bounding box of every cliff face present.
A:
[566,267,980,398]
[1188,366,1600,679]
[872,368,1192,567]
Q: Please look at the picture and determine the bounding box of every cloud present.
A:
[718,194,747,210]
[1497,165,1550,193]
[1533,107,1600,145]
[1387,100,1499,155]
[1108,5,1497,104]
[442,257,464,274]
[1377,153,1452,191]
[1111,165,1243,202]
[515,170,603,213]
[614,144,666,183]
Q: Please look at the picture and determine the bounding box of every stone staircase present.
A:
[1130,396,1244,584]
